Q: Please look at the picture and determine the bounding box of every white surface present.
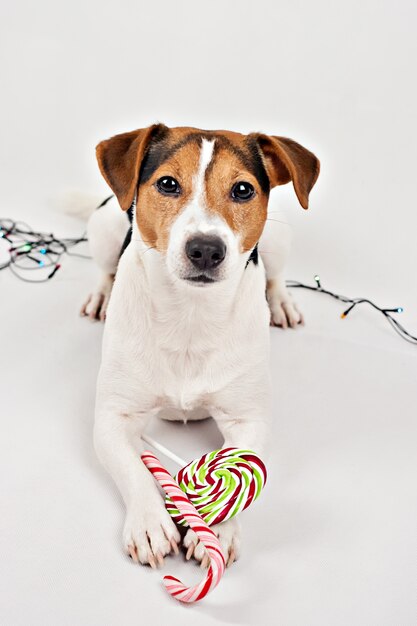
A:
[1,0,417,624]
[0,207,416,626]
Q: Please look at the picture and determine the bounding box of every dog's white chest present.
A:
[100,245,270,419]
[153,343,228,411]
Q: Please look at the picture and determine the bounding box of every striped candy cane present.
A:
[141,450,226,603]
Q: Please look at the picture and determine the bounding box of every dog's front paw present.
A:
[267,280,304,329]
[183,517,241,568]
[123,497,181,567]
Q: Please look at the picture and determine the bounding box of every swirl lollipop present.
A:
[165,447,267,527]
[141,445,267,604]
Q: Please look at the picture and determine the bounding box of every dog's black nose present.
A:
[185,236,226,271]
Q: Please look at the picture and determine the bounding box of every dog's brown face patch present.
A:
[96,124,320,259]
[136,137,202,251]
[136,128,270,253]
[204,140,269,252]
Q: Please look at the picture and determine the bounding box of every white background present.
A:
[1,1,416,625]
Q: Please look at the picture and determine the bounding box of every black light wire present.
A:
[287,275,417,345]
[0,218,89,283]
[0,216,415,344]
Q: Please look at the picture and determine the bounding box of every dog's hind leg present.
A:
[80,273,115,321]
[81,198,129,321]
[259,208,304,328]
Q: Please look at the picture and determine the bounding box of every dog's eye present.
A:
[231,181,255,202]
[156,176,181,196]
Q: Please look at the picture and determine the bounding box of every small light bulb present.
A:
[39,260,45,267]
[397,307,404,313]
[314,274,322,288]
[40,247,47,254]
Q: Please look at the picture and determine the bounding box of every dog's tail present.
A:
[53,190,112,221]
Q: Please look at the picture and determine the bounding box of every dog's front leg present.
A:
[94,404,180,566]
[183,412,269,568]
[215,414,269,456]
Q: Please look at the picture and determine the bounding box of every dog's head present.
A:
[96,125,320,285]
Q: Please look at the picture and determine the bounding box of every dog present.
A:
[83,124,319,568]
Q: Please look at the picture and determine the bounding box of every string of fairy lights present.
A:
[287,276,416,345]
[0,215,415,344]
[0,217,89,283]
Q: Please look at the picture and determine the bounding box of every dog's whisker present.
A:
[266,218,289,225]
[130,240,157,256]
[131,238,155,246]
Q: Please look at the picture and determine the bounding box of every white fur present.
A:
[86,144,302,566]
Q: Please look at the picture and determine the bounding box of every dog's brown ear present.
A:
[254,134,320,209]
[96,124,167,211]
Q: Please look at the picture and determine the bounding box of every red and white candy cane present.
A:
[141,450,226,603]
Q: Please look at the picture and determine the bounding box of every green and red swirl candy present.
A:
[165,447,267,527]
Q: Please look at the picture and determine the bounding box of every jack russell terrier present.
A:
[81,124,319,569]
